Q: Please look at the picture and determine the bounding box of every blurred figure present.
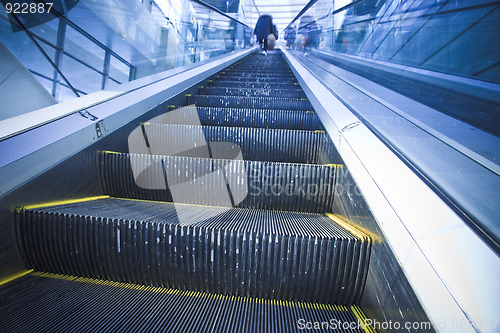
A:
[244,27,253,48]
[254,14,277,55]
[295,34,304,50]
[298,16,320,55]
[306,21,320,50]
[284,26,296,49]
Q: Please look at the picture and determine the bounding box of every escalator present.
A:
[1,51,374,332]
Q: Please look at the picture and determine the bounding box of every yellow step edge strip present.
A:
[0,269,33,287]
[100,150,121,154]
[323,163,344,168]
[351,305,377,333]
[326,213,370,243]
[20,196,110,211]
[31,271,347,311]
[329,214,381,244]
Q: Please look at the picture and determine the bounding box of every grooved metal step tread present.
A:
[17,197,371,304]
[213,76,296,83]
[200,86,306,98]
[226,64,291,69]
[225,69,291,74]
[219,72,294,78]
[99,152,337,212]
[1,272,373,332]
[131,123,326,163]
[162,106,320,130]
[208,80,298,89]
[188,95,312,110]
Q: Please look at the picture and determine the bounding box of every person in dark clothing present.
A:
[254,14,277,55]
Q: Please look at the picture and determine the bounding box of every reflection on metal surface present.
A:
[326,213,370,243]
[327,213,382,245]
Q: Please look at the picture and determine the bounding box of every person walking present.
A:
[254,14,277,55]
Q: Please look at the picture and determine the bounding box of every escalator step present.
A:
[200,87,306,98]
[171,106,321,130]
[220,72,294,79]
[188,95,312,110]
[213,75,295,83]
[239,53,283,61]
[209,80,298,89]
[1,273,368,332]
[99,152,336,213]
[131,123,325,163]
[225,65,292,74]
[16,198,370,305]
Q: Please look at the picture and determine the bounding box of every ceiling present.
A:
[203,0,311,32]
[246,0,310,31]
[203,0,241,13]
